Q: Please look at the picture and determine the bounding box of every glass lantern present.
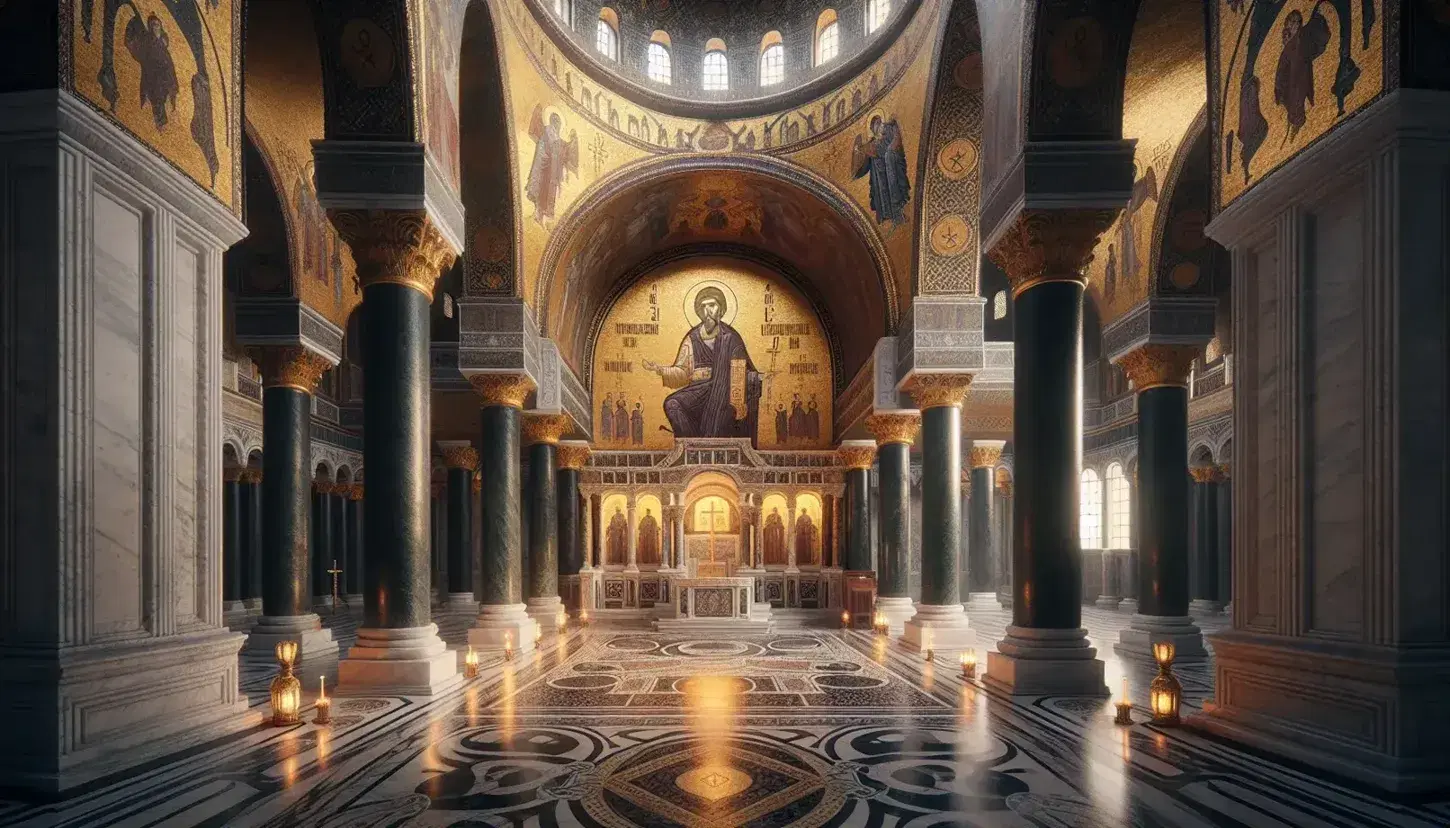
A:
[270,640,302,726]
[1149,641,1182,725]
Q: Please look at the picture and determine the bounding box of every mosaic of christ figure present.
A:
[642,285,762,445]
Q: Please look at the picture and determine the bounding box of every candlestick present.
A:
[463,645,479,679]
[504,632,515,661]
[960,649,977,680]
[314,676,332,725]
[1114,676,1134,725]
[841,610,850,629]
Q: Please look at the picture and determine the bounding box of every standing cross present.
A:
[327,559,346,614]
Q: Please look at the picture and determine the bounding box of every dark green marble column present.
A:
[439,444,478,601]
[430,485,447,597]
[556,442,589,580]
[967,441,1004,607]
[1216,466,1232,609]
[257,375,319,617]
[523,415,570,615]
[311,481,333,605]
[866,413,918,603]
[473,377,533,609]
[358,282,433,630]
[223,468,244,609]
[345,485,364,596]
[839,442,875,572]
[328,486,347,599]
[1189,466,1221,614]
[909,377,973,608]
[241,468,263,606]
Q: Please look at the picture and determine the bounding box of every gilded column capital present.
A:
[865,410,921,446]
[468,373,536,408]
[523,413,573,446]
[312,480,335,495]
[1215,462,1231,480]
[250,346,334,393]
[987,208,1119,298]
[557,440,592,470]
[1118,344,1199,391]
[471,470,482,495]
[346,483,364,500]
[1189,465,1221,484]
[836,440,878,470]
[438,443,479,471]
[994,467,1013,497]
[327,208,457,300]
[238,468,263,484]
[905,372,974,409]
[223,466,243,482]
[969,440,1005,469]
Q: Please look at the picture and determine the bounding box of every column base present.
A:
[223,602,250,628]
[337,624,462,697]
[469,603,538,654]
[1114,614,1208,663]
[1189,631,1450,794]
[241,614,340,679]
[243,597,263,612]
[875,596,915,636]
[997,589,1013,609]
[903,604,977,652]
[342,594,364,608]
[984,626,1108,697]
[1189,598,1225,617]
[445,593,480,612]
[1117,598,1139,614]
[526,596,564,631]
[1095,595,1123,610]
[964,592,999,613]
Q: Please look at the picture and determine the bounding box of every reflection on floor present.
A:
[4,609,1448,827]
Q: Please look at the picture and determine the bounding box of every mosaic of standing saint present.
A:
[641,286,762,443]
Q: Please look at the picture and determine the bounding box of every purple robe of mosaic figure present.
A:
[644,286,762,445]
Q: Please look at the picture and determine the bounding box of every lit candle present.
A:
[504,632,515,660]
[841,610,850,628]
[1121,676,1129,701]
[960,649,977,679]
[464,645,479,679]
[1114,676,1134,725]
[534,619,543,644]
[580,608,590,626]
[314,676,332,725]
[556,610,567,633]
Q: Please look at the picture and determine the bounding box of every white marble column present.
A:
[0,91,254,793]
[1190,89,1450,793]
[625,497,638,572]
[581,491,594,570]
[786,496,799,573]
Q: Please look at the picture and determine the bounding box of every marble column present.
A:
[822,495,836,568]
[467,375,537,655]
[677,502,689,569]
[904,376,977,652]
[310,480,333,608]
[626,498,639,572]
[994,475,1013,608]
[438,442,479,610]
[1215,464,1231,612]
[240,468,264,612]
[330,210,459,696]
[223,467,246,621]
[984,209,1115,696]
[966,441,1004,611]
[430,482,447,600]
[522,415,570,626]
[1188,465,1225,616]
[242,348,340,672]
[328,484,347,607]
[866,412,919,635]
[1114,345,1207,663]
[344,483,364,603]
[838,441,876,572]
[556,441,590,599]
[588,493,602,568]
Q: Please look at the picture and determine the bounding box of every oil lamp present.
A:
[269,640,302,726]
[1114,676,1134,725]
[1149,641,1182,725]
[841,610,850,629]
[463,645,479,679]
[504,632,515,661]
[314,676,332,725]
[959,649,977,680]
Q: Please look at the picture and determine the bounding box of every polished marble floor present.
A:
[4,608,1448,827]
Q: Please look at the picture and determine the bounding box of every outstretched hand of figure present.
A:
[641,359,662,374]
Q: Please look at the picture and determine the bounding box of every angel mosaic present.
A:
[525,104,579,227]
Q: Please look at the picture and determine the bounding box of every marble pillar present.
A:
[966,441,1004,612]
[902,377,977,652]
[524,416,569,625]
[866,412,919,634]
[241,468,264,612]
[557,442,589,590]
[626,499,639,572]
[995,476,1013,608]
[1188,465,1225,616]
[984,209,1115,697]
[331,210,459,696]
[1214,464,1232,611]
[328,484,348,607]
[223,467,246,620]
[310,481,333,608]
[1187,88,1450,791]
[467,375,537,655]
[430,483,447,600]
[822,495,836,568]
[1115,346,1207,663]
[839,441,876,572]
[437,442,479,611]
[344,484,364,603]
[243,349,340,673]
[676,502,689,569]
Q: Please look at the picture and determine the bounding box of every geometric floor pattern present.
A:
[4,610,1449,827]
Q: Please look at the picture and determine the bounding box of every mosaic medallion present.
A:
[675,765,752,801]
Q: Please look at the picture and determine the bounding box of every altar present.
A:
[654,575,775,633]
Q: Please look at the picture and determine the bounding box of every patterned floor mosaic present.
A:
[4,610,1448,827]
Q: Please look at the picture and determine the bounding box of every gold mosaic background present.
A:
[1085,0,1206,323]
[1216,0,1383,207]
[72,0,239,210]
[591,259,833,451]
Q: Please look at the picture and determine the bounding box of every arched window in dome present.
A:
[647,31,672,84]
[552,0,570,25]
[815,9,840,65]
[992,290,1007,320]
[703,39,729,91]
[866,0,890,33]
[759,31,785,87]
[1105,463,1130,548]
[596,8,620,61]
[1080,468,1103,549]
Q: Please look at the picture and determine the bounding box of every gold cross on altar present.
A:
[326,559,347,614]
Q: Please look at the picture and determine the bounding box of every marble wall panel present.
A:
[1248,242,1279,632]
[172,242,200,628]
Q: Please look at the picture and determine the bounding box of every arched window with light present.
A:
[647,31,672,84]
[1105,463,1130,548]
[815,9,840,65]
[992,290,1007,320]
[759,31,785,87]
[703,38,729,91]
[866,0,891,33]
[596,8,620,61]
[552,0,570,25]
[1080,468,1103,549]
